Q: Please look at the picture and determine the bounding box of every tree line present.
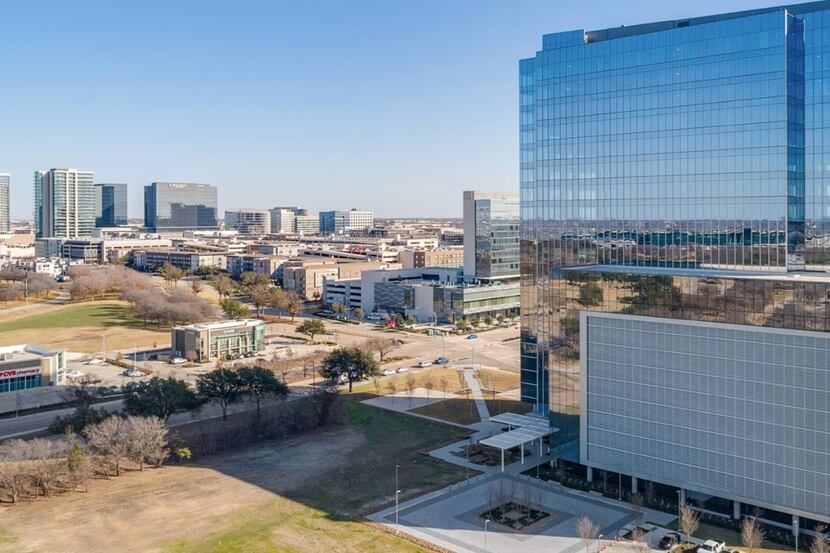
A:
[0,416,168,504]
[0,268,58,305]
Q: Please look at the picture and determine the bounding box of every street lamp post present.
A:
[484,519,490,553]
[598,534,603,553]
[395,489,401,533]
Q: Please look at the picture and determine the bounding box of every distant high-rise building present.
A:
[462,191,519,282]
[144,182,218,232]
[94,183,128,227]
[34,168,95,238]
[0,174,9,233]
[225,208,271,236]
[270,208,295,234]
[295,214,320,235]
[319,210,347,234]
[346,209,374,231]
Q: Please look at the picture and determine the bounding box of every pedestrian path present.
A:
[463,369,490,421]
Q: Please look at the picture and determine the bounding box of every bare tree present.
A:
[629,528,649,553]
[741,516,765,553]
[28,438,67,497]
[190,279,203,295]
[439,377,449,399]
[125,416,169,471]
[630,493,645,525]
[372,377,381,396]
[679,504,700,544]
[385,381,397,404]
[85,416,131,477]
[367,337,400,362]
[0,439,30,503]
[424,378,434,400]
[405,374,417,404]
[576,516,600,553]
[810,525,829,553]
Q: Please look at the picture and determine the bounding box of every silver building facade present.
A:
[521,2,830,528]
[35,168,95,238]
[0,174,9,233]
[144,182,218,232]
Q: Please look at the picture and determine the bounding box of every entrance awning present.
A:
[479,412,558,471]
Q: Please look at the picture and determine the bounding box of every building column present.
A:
[679,488,686,506]
[733,501,741,520]
[501,449,505,472]
[587,466,593,483]
[631,477,638,495]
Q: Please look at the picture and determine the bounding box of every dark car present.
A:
[659,533,682,550]
[434,357,449,365]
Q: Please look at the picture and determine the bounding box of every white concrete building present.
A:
[225,208,271,236]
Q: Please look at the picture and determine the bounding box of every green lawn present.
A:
[164,400,473,553]
[0,302,140,332]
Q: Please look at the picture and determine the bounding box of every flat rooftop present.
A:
[177,319,264,331]
[542,1,830,48]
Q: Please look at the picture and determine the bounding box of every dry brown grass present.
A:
[475,368,520,393]
[351,366,467,396]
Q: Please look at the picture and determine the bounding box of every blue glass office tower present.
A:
[522,3,830,528]
[144,182,218,232]
[95,183,128,227]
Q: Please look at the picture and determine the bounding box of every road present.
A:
[0,394,303,441]
[0,399,124,439]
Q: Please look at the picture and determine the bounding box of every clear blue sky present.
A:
[0,0,794,219]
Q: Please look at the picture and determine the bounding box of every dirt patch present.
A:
[0,429,364,553]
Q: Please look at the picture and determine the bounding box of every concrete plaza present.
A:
[370,473,676,553]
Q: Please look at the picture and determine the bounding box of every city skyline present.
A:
[0,0,794,220]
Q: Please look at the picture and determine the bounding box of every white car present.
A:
[396,367,409,373]
[67,370,84,379]
[170,357,187,365]
[417,361,432,368]
[382,368,396,376]
[85,358,105,365]
[697,541,726,553]
[122,369,145,378]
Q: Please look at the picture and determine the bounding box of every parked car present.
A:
[697,540,726,553]
[467,334,478,340]
[170,357,187,365]
[382,368,396,376]
[396,367,409,373]
[417,361,432,368]
[122,369,145,378]
[659,533,681,550]
[434,357,449,365]
[85,358,104,365]
[67,369,84,379]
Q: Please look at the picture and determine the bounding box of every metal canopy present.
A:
[479,412,558,471]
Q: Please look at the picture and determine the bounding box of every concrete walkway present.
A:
[463,369,490,421]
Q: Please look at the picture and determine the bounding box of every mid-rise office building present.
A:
[270,208,295,234]
[399,247,464,269]
[0,174,9,233]
[144,182,218,232]
[225,208,271,236]
[346,209,374,231]
[319,210,347,234]
[522,4,830,530]
[34,169,95,238]
[463,191,519,282]
[295,214,320,235]
[171,319,265,362]
[94,183,128,227]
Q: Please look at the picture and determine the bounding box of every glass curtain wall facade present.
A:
[35,169,95,238]
[144,182,218,232]
[0,174,9,233]
[95,183,128,227]
[522,2,830,524]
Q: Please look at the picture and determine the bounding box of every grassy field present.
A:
[351,366,468,396]
[475,367,520,393]
[0,400,471,553]
[0,301,169,352]
[411,397,534,425]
